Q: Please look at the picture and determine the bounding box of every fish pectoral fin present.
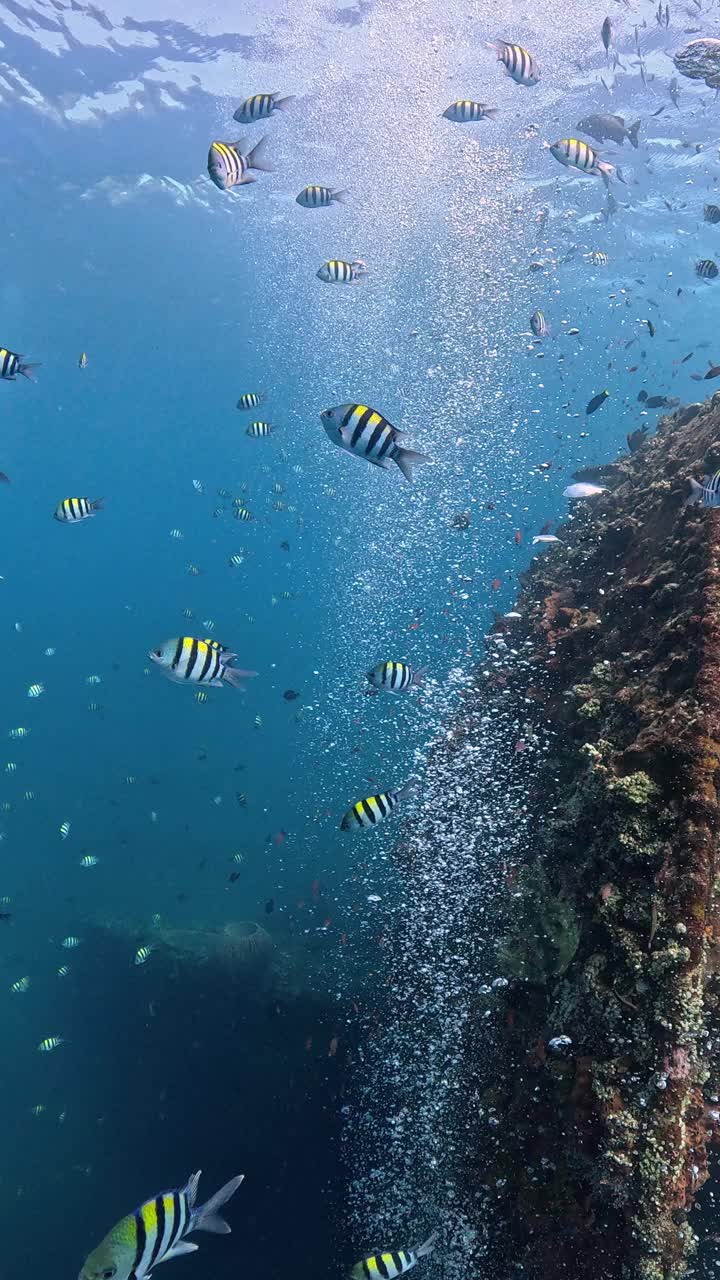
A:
[157,1243,200,1264]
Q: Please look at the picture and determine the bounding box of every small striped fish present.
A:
[296,184,348,208]
[38,1036,63,1052]
[54,497,104,523]
[236,392,265,410]
[696,259,719,280]
[78,1170,244,1280]
[207,137,272,191]
[320,403,428,483]
[367,661,425,693]
[442,100,499,122]
[0,348,40,381]
[246,421,274,437]
[317,259,367,284]
[233,92,294,123]
[530,310,549,337]
[234,505,254,522]
[548,138,613,182]
[149,637,257,690]
[340,782,415,831]
[490,41,540,86]
[587,251,609,266]
[688,473,720,507]
[350,1233,437,1280]
[704,205,720,225]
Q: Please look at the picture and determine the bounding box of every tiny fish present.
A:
[296,184,349,208]
[38,1036,63,1052]
[644,320,656,337]
[191,479,204,494]
[706,366,720,380]
[78,1170,244,1280]
[442,100,499,121]
[234,505,254,522]
[57,964,70,977]
[704,206,720,225]
[563,483,608,498]
[237,392,265,410]
[233,92,294,123]
[530,310,549,337]
[27,683,44,698]
[320,403,427,483]
[587,251,609,265]
[207,137,272,191]
[134,944,153,965]
[54,497,103,523]
[317,259,367,283]
[367,661,425,693]
[79,855,98,867]
[0,348,39,382]
[350,1234,438,1280]
[59,820,71,839]
[601,16,612,51]
[246,421,275,438]
[532,534,561,544]
[489,41,540,86]
[228,553,244,567]
[586,389,610,415]
[697,259,718,280]
[341,782,415,831]
[10,976,29,992]
[62,936,81,948]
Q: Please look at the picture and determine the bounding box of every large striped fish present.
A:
[233,92,294,123]
[489,40,540,86]
[207,137,272,191]
[350,1232,438,1280]
[340,781,416,831]
[149,637,257,689]
[78,1170,243,1280]
[0,348,40,381]
[320,403,427,483]
[548,138,614,184]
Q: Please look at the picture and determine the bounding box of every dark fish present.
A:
[576,113,641,147]
[601,16,612,50]
[705,366,720,379]
[668,77,680,108]
[0,472,9,484]
[283,689,300,701]
[627,426,649,452]
[704,205,720,224]
[637,390,648,402]
[265,898,275,914]
[0,912,11,922]
[681,351,694,363]
[280,540,290,551]
[586,389,610,415]
[646,396,671,407]
[228,871,241,884]
[645,320,656,337]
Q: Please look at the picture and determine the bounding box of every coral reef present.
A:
[461,395,720,1280]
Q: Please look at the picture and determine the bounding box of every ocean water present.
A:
[1,0,719,1275]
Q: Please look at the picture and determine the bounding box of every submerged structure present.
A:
[461,394,720,1279]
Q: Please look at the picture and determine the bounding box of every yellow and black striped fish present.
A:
[236,392,265,410]
[366,661,424,693]
[246,421,274,437]
[149,637,257,690]
[233,92,294,123]
[490,41,540,86]
[54,497,104,523]
[549,138,613,182]
[442,100,499,122]
[340,781,415,831]
[320,403,427,483]
[296,184,349,208]
[207,137,272,191]
[697,259,719,280]
[316,259,367,284]
[350,1233,437,1280]
[0,348,40,382]
[78,1171,244,1280]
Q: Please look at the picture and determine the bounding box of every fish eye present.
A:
[101,1269,116,1279]
[153,649,162,657]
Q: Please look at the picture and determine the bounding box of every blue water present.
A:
[1,0,719,1275]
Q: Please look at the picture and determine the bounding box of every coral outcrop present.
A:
[464,394,720,1280]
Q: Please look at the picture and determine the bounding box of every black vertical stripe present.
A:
[185,638,199,679]
[376,426,394,459]
[376,1257,391,1280]
[366,422,387,455]
[391,1253,404,1275]
[352,805,365,828]
[148,1197,166,1267]
[362,1264,372,1280]
[375,794,389,818]
[361,799,376,825]
[340,405,356,430]
[198,642,214,683]
[130,1211,147,1280]
[351,408,375,448]
[172,637,184,672]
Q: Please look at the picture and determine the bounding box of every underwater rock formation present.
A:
[462,396,720,1280]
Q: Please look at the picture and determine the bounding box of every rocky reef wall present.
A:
[458,396,720,1280]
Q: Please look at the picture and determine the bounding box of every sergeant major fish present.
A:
[233,92,294,123]
[576,114,641,148]
[78,1170,244,1280]
[0,348,40,382]
[442,100,499,122]
[489,41,540,86]
[687,473,720,507]
[530,310,549,337]
[367,661,425,693]
[207,137,272,191]
[320,404,427,483]
[149,638,257,689]
[350,1233,438,1280]
[54,497,104,523]
[296,185,348,208]
[341,782,416,831]
[548,138,614,184]
[317,259,367,284]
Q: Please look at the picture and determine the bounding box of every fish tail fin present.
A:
[597,160,614,187]
[686,477,705,506]
[90,498,104,511]
[221,667,258,690]
[394,447,428,483]
[397,780,419,804]
[331,189,350,204]
[413,1232,438,1259]
[273,94,295,111]
[246,135,273,172]
[484,107,500,118]
[18,362,40,382]
[193,1174,244,1234]
[628,119,641,148]
[411,667,427,687]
